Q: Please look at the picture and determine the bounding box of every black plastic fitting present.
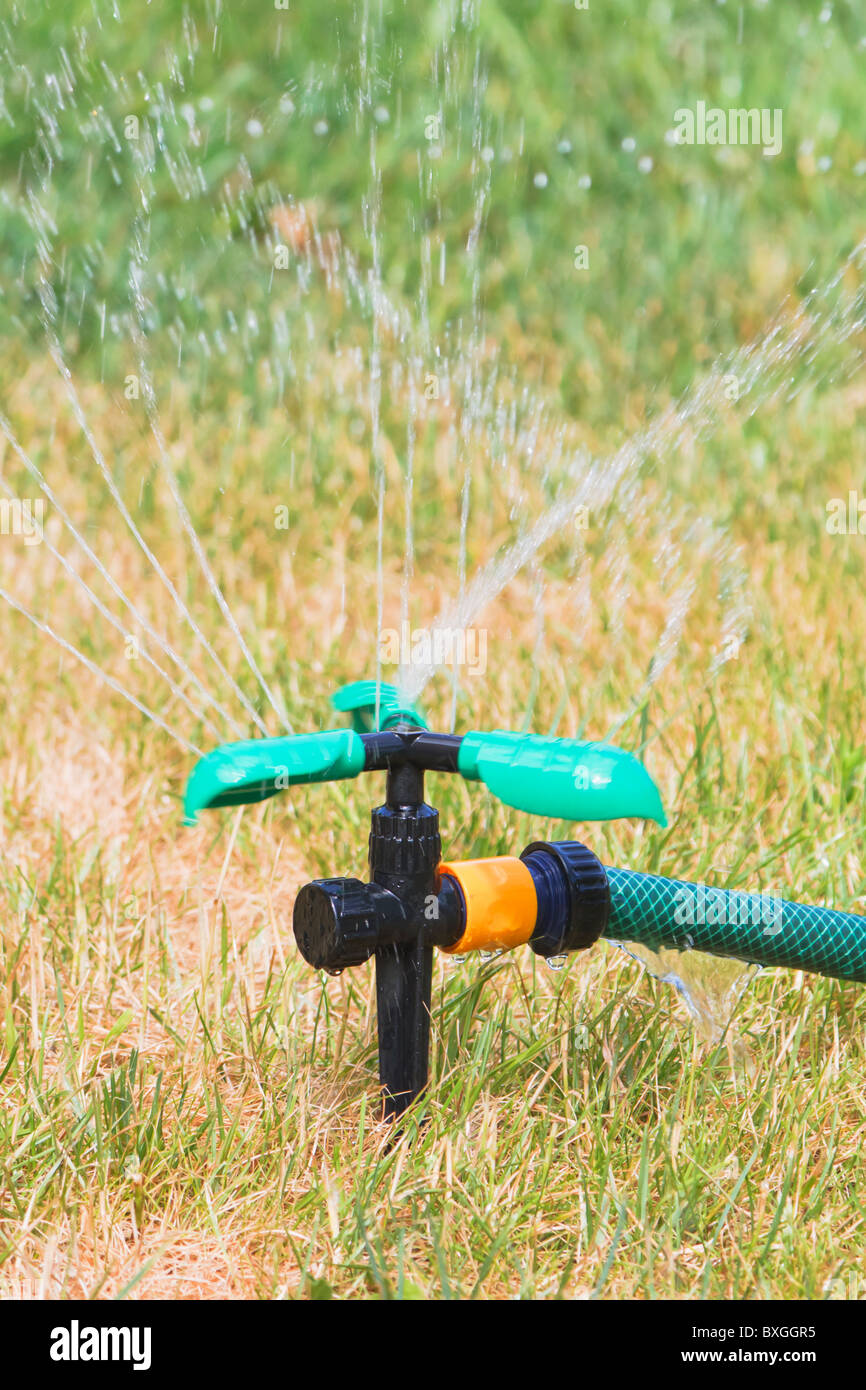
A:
[291,776,465,1124]
[294,878,407,973]
[293,867,465,973]
[360,729,463,775]
[520,840,610,957]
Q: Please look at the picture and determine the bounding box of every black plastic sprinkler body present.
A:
[289,724,614,1117]
[294,737,464,1120]
[291,738,614,1118]
[182,680,866,1124]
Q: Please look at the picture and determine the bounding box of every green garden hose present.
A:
[603,867,866,985]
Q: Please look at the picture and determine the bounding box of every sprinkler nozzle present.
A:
[294,875,464,974]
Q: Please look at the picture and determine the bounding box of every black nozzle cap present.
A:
[520,840,610,957]
[293,878,407,974]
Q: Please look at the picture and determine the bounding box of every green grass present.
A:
[1,0,866,1300]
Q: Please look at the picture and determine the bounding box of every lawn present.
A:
[0,0,865,1299]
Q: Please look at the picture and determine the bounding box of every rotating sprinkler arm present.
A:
[183,681,667,827]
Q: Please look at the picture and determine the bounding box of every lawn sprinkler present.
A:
[184,682,866,1122]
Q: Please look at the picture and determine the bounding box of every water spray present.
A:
[184,682,866,1122]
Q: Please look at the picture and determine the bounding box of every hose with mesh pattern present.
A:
[603,867,866,984]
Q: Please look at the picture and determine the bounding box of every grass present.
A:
[1,0,866,1300]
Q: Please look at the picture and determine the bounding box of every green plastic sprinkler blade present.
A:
[183,729,365,825]
[331,680,428,732]
[457,730,667,825]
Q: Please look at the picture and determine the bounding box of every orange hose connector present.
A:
[438,856,538,954]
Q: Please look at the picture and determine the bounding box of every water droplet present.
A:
[533,171,548,188]
[577,174,591,190]
[374,106,390,124]
[246,118,264,138]
[557,138,572,155]
[621,136,636,152]
[447,953,467,966]
[638,155,654,174]
[313,119,329,136]
[545,954,568,971]
[480,145,495,163]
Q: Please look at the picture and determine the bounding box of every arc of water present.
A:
[126,158,291,736]
[399,250,866,704]
[22,176,280,741]
[0,412,247,740]
[41,321,272,738]
[0,585,204,757]
[0,467,227,742]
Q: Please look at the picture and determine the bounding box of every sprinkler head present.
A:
[183,681,667,828]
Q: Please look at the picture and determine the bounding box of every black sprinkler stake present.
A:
[370,758,438,1120]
